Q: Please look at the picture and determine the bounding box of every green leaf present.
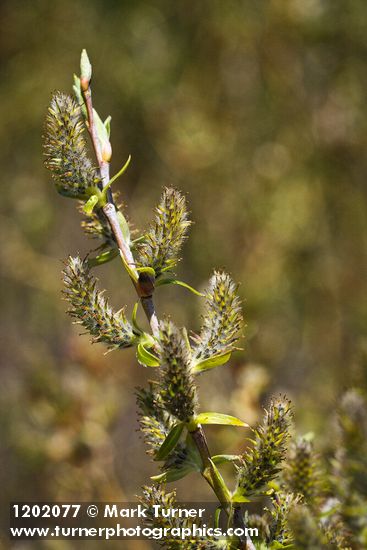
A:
[102,156,132,202]
[155,423,185,461]
[152,434,201,484]
[73,78,87,118]
[136,266,156,277]
[214,506,222,529]
[271,542,291,549]
[182,327,192,354]
[151,464,195,483]
[104,115,111,137]
[83,194,99,215]
[131,234,147,247]
[185,432,203,471]
[93,107,109,148]
[193,412,249,428]
[211,454,241,465]
[136,342,160,367]
[118,249,138,283]
[192,351,232,373]
[116,211,131,246]
[72,74,82,102]
[231,493,250,503]
[155,277,204,296]
[80,49,92,82]
[73,74,81,95]
[131,302,144,334]
[208,458,232,502]
[87,248,119,267]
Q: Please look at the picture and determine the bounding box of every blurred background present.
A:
[1,0,367,548]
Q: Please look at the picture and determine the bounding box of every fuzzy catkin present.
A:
[136,188,191,278]
[235,397,292,498]
[266,493,298,546]
[137,383,177,456]
[283,438,321,505]
[288,505,328,549]
[139,486,221,549]
[44,92,99,198]
[158,320,197,422]
[63,255,136,350]
[192,271,243,362]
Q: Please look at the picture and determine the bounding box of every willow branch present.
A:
[81,85,159,337]
[233,506,255,550]
[191,425,250,548]
[190,427,231,510]
[82,79,250,549]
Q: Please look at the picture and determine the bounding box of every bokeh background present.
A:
[1,0,367,548]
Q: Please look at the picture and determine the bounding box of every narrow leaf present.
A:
[104,115,112,137]
[155,423,185,461]
[136,342,160,367]
[116,211,131,246]
[192,351,232,373]
[208,458,232,502]
[131,234,147,246]
[93,107,110,149]
[83,194,99,215]
[80,49,92,82]
[231,493,250,503]
[131,302,144,334]
[102,155,131,200]
[211,454,241,465]
[272,543,291,549]
[155,277,204,296]
[72,74,85,114]
[136,266,156,277]
[151,464,195,483]
[214,506,222,529]
[194,412,249,428]
[119,250,138,283]
[185,432,203,471]
[87,248,119,267]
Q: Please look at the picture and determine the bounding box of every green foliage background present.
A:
[1,0,367,547]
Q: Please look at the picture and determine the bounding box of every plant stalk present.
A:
[82,84,159,337]
[82,79,251,549]
[233,506,255,550]
[191,427,231,511]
